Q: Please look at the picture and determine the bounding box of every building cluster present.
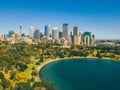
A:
[0,23,96,46]
[96,40,120,47]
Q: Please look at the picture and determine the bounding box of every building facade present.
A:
[8,30,15,38]
[33,29,40,39]
[44,23,50,37]
[29,26,33,38]
[59,31,63,38]
[52,27,59,40]
[83,32,91,46]
[71,35,81,45]
[73,26,79,36]
[63,23,68,38]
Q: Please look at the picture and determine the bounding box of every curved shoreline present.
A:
[37,57,120,81]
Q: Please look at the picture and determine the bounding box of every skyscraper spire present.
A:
[19,24,22,35]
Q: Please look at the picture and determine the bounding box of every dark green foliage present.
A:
[32,67,35,70]
[16,63,28,71]
[40,54,44,62]
[1,78,11,89]
[31,70,38,76]
[0,72,4,80]
[96,52,102,58]
[115,47,120,55]
[30,77,35,82]
[35,62,40,65]
[109,54,116,58]
[14,81,31,90]
[32,81,57,90]
[57,52,65,58]
[70,50,88,57]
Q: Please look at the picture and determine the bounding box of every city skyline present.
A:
[0,0,120,39]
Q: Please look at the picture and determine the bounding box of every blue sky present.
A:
[0,0,120,39]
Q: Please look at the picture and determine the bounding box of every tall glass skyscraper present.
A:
[73,26,79,36]
[29,26,33,38]
[63,23,68,38]
[44,23,50,37]
[33,29,40,39]
[52,27,59,40]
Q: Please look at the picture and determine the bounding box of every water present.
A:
[39,59,120,90]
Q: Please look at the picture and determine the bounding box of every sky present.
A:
[0,0,120,39]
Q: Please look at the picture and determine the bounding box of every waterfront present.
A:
[40,59,120,90]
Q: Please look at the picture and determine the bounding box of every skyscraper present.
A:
[33,29,40,39]
[8,30,15,37]
[59,31,63,38]
[84,36,90,46]
[70,31,72,37]
[29,26,33,38]
[63,23,68,38]
[73,26,79,36]
[83,32,91,46]
[44,23,50,37]
[73,35,81,45]
[52,27,59,40]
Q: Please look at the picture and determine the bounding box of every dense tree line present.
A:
[0,41,120,89]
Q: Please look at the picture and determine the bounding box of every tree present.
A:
[0,72,4,80]
[96,52,102,58]
[15,62,28,71]
[31,70,38,76]
[40,54,44,62]
[1,78,11,89]
[109,54,115,58]
[58,52,65,58]
[14,81,31,90]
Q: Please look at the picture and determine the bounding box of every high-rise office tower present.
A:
[29,26,33,38]
[63,23,68,38]
[80,32,84,44]
[8,30,15,37]
[83,32,91,46]
[52,27,59,40]
[70,31,72,37]
[84,36,90,46]
[19,24,22,35]
[73,26,79,36]
[33,29,40,39]
[73,35,81,45]
[59,31,63,38]
[44,23,50,37]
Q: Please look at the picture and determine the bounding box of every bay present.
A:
[40,59,120,90]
